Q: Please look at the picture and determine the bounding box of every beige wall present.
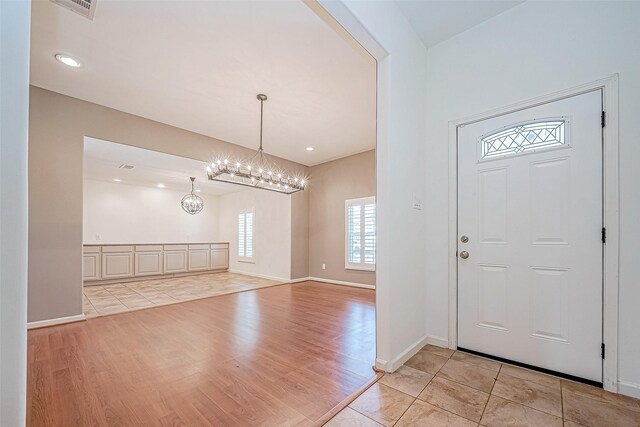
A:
[29,86,373,323]
[290,190,309,279]
[28,86,308,322]
[308,150,376,285]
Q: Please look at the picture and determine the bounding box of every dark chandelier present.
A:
[206,94,306,194]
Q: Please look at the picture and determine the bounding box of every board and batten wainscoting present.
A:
[83,243,229,285]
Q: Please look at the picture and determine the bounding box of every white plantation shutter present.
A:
[363,203,376,265]
[346,197,376,271]
[238,213,245,257]
[238,209,254,261]
[245,211,253,258]
[347,205,361,263]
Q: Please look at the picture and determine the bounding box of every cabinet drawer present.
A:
[188,244,209,250]
[164,244,188,251]
[135,245,162,252]
[102,245,134,253]
[83,246,100,254]
[210,243,229,250]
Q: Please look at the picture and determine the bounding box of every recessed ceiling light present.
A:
[306,147,315,151]
[54,54,81,68]
[157,183,165,188]
[113,178,122,182]
[195,189,201,193]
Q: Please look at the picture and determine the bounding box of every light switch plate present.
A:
[412,195,423,210]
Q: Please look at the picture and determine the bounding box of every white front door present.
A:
[457,90,603,382]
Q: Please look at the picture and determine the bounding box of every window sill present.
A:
[345,265,376,272]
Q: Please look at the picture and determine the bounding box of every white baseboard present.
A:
[426,335,451,349]
[375,358,389,371]
[28,314,86,330]
[228,269,291,283]
[307,276,375,289]
[377,334,430,373]
[618,380,640,399]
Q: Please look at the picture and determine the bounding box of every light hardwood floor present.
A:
[27,281,376,426]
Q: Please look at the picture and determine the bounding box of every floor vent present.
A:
[50,0,96,20]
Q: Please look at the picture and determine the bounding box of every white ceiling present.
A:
[84,137,241,195]
[396,0,525,48]
[31,0,376,167]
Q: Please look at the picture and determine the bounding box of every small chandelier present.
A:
[181,177,204,215]
[207,93,306,194]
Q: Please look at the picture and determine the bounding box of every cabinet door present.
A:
[188,249,210,271]
[83,253,101,280]
[101,252,134,279]
[164,251,187,273]
[135,252,163,276]
[210,249,229,270]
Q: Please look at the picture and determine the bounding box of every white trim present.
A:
[226,272,376,289]
[426,335,450,349]
[618,381,640,399]
[228,269,290,284]
[375,334,429,372]
[448,75,620,392]
[27,314,86,330]
[289,277,310,284]
[308,276,375,289]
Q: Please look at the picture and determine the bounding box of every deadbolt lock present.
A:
[460,235,469,243]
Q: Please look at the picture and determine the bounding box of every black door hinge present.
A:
[601,343,606,359]
[602,227,607,244]
[601,111,606,128]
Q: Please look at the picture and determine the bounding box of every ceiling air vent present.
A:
[118,164,135,170]
[50,0,96,20]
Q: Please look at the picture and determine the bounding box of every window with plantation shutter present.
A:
[345,197,376,271]
[238,209,254,262]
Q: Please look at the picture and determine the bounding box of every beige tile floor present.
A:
[83,272,282,317]
[326,344,640,427]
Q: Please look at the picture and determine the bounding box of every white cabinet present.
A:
[163,245,188,273]
[134,245,163,276]
[83,246,101,281]
[83,242,229,283]
[101,246,134,279]
[188,244,210,271]
[210,243,229,270]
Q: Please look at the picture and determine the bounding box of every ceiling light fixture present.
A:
[207,94,307,194]
[54,53,81,68]
[306,147,314,151]
[181,177,204,215]
[113,178,122,182]
[157,183,165,188]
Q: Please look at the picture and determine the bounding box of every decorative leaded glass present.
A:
[480,120,566,160]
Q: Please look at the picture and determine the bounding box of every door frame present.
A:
[447,75,620,392]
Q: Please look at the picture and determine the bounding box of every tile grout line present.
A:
[391,348,455,426]
[478,361,502,425]
[560,379,565,424]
